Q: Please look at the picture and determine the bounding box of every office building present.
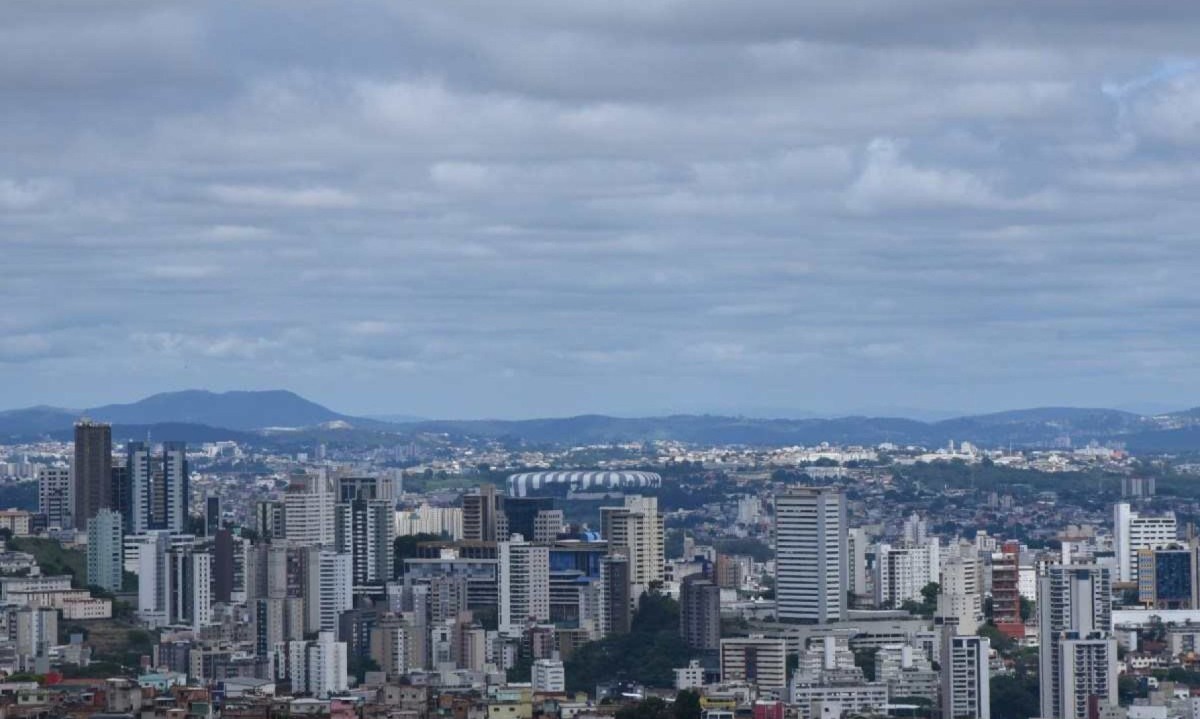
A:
[72,420,112,530]
[775,487,847,623]
[37,465,72,530]
[680,573,721,653]
[255,500,286,541]
[167,546,213,630]
[720,636,788,694]
[600,495,664,595]
[498,537,550,634]
[1038,565,1117,719]
[86,509,124,592]
[1138,545,1199,609]
[205,496,221,536]
[502,496,554,541]
[1114,502,1177,584]
[213,529,235,603]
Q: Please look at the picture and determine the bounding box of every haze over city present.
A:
[5,2,1200,418]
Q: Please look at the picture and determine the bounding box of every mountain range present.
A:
[1,389,1199,452]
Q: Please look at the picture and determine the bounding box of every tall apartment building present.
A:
[848,527,870,600]
[128,441,189,534]
[37,465,72,529]
[600,496,664,595]
[285,472,336,546]
[775,487,847,623]
[463,485,506,542]
[1114,503,1177,583]
[990,540,1023,639]
[938,547,983,635]
[941,629,990,719]
[601,554,631,636]
[680,573,721,653]
[86,508,124,592]
[277,631,348,698]
[335,496,395,595]
[304,547,353,634]
[1038,565,1117,719]
[498,537,550,634]
[875,541,940,609]
[72,420,112,530]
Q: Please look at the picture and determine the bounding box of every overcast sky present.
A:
[3,1,1200,419]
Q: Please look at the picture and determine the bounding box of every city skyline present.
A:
[5,2,1200,417]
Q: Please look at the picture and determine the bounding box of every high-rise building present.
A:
[938,547,983,636]
[502,497,554,541]
[1038,565,1117,719]
[133,530,173,627]
[463,485,506,542]
[37,465,72,530]
[72,420,112,530]
[1114,503,1177,584]
[720,636,788,694]
[847,527,869,600]
[335,497,396,596]
[213,529,235,603]
[875,541,940,609]
[600,496,664,595]
[990,540,1023,639]
[304,547,353,634]
[110,458,131,533]
[601,554,631,636]
[128,441,190,534]
[205,496,221,537]
[680,573,721,653]
[775,487,847,623]
[498,536,550,634]
[86,508,124,592]
[255,500,286,541]
[168,546,213,630]
[285,473,336,547]
[941,629,990,719]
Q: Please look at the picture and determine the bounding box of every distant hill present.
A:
[392,407,1162,449]
[85,389,357,431]
[48,422,260,445]
[0,406,78,437]
[1,390,1198,451]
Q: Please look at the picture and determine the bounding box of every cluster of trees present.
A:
[564,590,691,692]
[614,692,701,719]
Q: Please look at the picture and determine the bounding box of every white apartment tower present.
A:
[498,536,551,634]
[775,487,847,623]
[600,496,664,595]
[941,631,990,719]
[1039,565,1117,719]
[285,472,337,547]
[86,508,124,592]
[1114,502,1176,583]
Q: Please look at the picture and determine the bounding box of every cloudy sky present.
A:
[4,1,1200,419]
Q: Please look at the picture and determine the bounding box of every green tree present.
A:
[990,674,1038,719]
[673,691,702,719]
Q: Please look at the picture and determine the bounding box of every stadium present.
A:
[506,470,662,497]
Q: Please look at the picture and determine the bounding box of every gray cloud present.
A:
[2,1,1200,418]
